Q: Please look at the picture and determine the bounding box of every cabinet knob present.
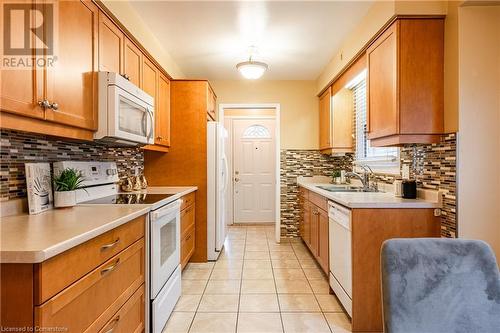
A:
[156,136,163,140]
[49,102,59,110]
[38,99,50,109]
[122,74,130,80]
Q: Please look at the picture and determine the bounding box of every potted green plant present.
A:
[53,168,85,208]
[332,170,342,184]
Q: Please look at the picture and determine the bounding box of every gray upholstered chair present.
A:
[381,238,500,333]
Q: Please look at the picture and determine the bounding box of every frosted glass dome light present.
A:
[236,59,268,79]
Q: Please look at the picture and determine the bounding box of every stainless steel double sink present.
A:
[316,184,380,193]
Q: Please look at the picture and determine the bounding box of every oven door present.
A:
[150,200,181,298]
[107,84,154,145]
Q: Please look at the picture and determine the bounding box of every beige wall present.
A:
[211,80,318,150]
[315,1,395,94]
[457,6,500,260]
[315,0,458,132]
[101,0,185,79]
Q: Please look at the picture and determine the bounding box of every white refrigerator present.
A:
[207,122,229,260]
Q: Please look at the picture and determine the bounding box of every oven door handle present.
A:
[151,200,181,221]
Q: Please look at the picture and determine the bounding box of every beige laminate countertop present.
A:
[0,186,197,264]
[297,177,441,209]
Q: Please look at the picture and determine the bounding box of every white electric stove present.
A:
[54,161,181,333]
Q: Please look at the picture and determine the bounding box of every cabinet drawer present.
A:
[181,225,195,268]
[181,204,195,236]
[180,191,196,211]
[35,215,145,304]
[98,285,145,333]
[309,192,328,211]
[35,239,145,332]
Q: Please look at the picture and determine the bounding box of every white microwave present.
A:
[95,72,155,146]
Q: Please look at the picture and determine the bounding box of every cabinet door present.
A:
[44,0,98,130]
[303,201,311,247]
[123,38,142,88]
[155,73,171,146]
[317,208,329,273]
[310,207,319,256]
[0,0,44,119]
[142,57,157,101]
[319,88,332,150]
[98,12,124,74]
[181,224,195,268]
[367,22,398,140]
[331,88,354,151]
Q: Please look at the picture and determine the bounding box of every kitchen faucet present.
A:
[345,165,378,192]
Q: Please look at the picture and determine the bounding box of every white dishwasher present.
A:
[328,201,352,317]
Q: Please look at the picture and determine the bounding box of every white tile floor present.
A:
[163,225,352,333]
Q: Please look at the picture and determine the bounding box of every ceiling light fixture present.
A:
[236,56,268,80]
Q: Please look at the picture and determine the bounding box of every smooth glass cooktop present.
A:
[82,193,175,205]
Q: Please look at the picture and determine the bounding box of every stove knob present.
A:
[106,169,116,176]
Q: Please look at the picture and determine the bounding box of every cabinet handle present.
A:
[156,136,163,140]
[100,238,120,251]
[49,102,59,110]
[104,315,120,333]
[101,258,120,276]
[38,99,50,109]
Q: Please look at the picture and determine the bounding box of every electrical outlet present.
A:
[402,164,410,180]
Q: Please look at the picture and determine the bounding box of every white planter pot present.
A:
[54,191,76,208]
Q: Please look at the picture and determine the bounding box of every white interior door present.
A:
[233,119,276,223]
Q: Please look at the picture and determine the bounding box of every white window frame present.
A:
[348,70,401,175]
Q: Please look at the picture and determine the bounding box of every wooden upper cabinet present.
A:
[366,23,398,141]
[0,1,44,120]
[331,88,354,153]
[44,0,98,130]
[124,38,142,88]
[142,57,158,99]
[98,12,124,74]
[367,18,444,146]
[142,57,171,148]
[156,74,171,147]
[319,88,332,150]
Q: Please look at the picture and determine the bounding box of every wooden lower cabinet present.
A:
[350,208,440,332]
[299,188,328,274]
[317,208,329,273]
[180,191,196,268]
[35,240,144,332]
[298,186,441,332]
[0,216,146,332]
[98,286,145,333]
[310,206,320,257]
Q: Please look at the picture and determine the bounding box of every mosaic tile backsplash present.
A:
[0,129,144,201]
[280,150,353,237]
[280,133,457,238]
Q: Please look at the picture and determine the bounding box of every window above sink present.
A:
[347,70,400,175]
